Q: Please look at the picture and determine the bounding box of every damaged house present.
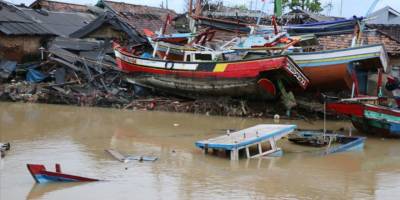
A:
[0,0,95,62]
[70,11,147,45]
[0,1,55,62]
[29,0,90,13]
[96,0,177,35]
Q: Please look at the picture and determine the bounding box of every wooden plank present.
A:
[49,57,82,72]
[105,149,125,162]
[270,138,277,151]
[105,149,158,162]
[245,147,250,158]
[230,150,239,160]
[251,148,279,158]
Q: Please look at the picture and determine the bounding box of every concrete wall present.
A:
[0,34,45,62]
[317,30,400,54]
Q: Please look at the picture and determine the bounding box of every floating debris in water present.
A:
[105,149,158,163]
[0,143,10,158]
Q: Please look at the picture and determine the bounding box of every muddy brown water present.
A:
[1,102,400,200]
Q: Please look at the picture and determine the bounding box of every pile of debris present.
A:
[0,37,135,108]
[121,96,317,119]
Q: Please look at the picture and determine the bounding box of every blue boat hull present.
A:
[34,174,81,184]
[352,116,400,137]
[290,131,366,155]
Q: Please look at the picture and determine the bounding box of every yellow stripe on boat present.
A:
[213,63,228,72]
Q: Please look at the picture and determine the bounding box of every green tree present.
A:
[282,0,323,13]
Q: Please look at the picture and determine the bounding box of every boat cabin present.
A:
[183,51,221,62]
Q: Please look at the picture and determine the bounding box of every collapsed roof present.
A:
[96,0,177,35]
[70,11,147,44]
[29,0,89,13]
[0,0,95,37]
[0,0,54,36]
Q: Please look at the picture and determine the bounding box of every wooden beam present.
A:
[245,147,250,158]
[230,150,239,160]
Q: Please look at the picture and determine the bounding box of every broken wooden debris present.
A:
[49,37,105,52]
[105,149,158,162]
[0,142,11,158]
[0,60,17,80]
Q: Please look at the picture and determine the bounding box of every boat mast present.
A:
[353,0,380,46]
[256,0,266,26]
[323,100,326,139]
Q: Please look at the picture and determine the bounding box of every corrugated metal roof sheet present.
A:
[0,1,54,36]
[0,1,95,36]
[0,21,53,35]
[22,9,96,36]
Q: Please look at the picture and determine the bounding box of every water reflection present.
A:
[27,182,91,200]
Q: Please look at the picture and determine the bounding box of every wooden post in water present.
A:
[245,147,250,158]
[203,143,208,154]
[230,149,239,160]
[323,100,326,140]
[270,138,277,151]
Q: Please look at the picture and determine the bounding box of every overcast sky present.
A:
[9,0,400,18]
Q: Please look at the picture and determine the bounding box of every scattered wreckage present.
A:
[0,143,10,158]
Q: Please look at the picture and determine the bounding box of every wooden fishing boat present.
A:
[27,164,99,183]
[289,44,388,91]
[288,130,366,154]
[285,18,359,36]
[245,44,388,91]
[152,33,195,44]
[114,43,309,100]
[195,124,297,160]
[193,15,252,33]
[149,41,197,61]
[327,99,400,137]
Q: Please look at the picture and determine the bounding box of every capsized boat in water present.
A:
[114,43,309,100]
[27,164,99,183]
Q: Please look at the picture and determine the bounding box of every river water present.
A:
[1,102,400,200]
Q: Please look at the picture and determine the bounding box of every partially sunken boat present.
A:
[114,43,309,100]
[288,130,366,154]
[327,98,400,137]
[195,124,297,160]
[27,164,99,183]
